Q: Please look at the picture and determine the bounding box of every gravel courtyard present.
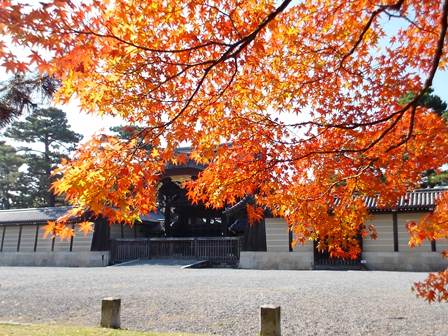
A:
[0,264,446,336]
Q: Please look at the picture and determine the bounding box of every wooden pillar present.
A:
[101,297,121,329]
[69,223,75,252]
[260,305,281,336]
[392,212,398,252]
[0,226,6,252]
[34,224,40,252]
[16,225,23,252]
[431,240,436,252]
[288,229,293,252]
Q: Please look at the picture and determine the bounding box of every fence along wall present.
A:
[0,223,108,267]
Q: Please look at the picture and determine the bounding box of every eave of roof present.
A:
[224,188,448,217]
[0,206,165,225]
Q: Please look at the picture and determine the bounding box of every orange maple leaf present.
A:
[246,204,264,225]
[78,221,93,236]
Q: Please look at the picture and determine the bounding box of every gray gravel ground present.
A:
[0,264,447,336]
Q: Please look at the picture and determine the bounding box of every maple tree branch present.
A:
[69,27,234,54]
[384,11,439,35]
[204,2,243,38]
[339,0,404,65]
[140,0,293,131]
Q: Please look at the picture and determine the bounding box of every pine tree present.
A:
[0,141,26,209]
[0,74,58,127]
[4,108,82,207]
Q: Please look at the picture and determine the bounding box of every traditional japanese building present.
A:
[241,188,448,272]
[0,147,447,271]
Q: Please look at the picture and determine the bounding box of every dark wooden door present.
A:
[313,239,362,269]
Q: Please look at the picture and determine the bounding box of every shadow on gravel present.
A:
[109,258,203,267]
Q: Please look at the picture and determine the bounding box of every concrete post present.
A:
[260,305,281,336]
[101,297,121,329]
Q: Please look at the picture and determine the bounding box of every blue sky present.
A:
[431,71,448,103]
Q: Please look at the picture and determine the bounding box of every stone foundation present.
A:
[362,252,448,272]
[0,251,109,267]
[239,251,313,270]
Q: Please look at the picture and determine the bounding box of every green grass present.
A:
[0,323,202,336]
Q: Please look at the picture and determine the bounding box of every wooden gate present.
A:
[110,237,241,266]
[313,240,362,270]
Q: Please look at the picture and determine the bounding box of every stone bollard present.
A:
[260,305,281,336]
[100,297,121,329]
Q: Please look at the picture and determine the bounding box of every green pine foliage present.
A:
[2,108,81,208]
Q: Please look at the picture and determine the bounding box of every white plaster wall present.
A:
[71,229,93,251]
[36,225,53,252]
[397,213,430,252]
[363,214,394,252]
[2,226,19,252]
[19,225,37,252]
[265,218,289,252]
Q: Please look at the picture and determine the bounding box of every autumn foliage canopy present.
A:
[1,0,448,300]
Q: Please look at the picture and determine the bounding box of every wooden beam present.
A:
[0,226,5,252]
[288,229,293,252]
[393,212,398,252]
[69,222,75,252]
[16,225,23,252]
[34,224,39,252]
[431,240,436,252]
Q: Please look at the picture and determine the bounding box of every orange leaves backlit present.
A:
[1,0,448,300]
[78,221,94,236]
[246,204,264,225]
[43,220,93,241]
[407,193,448,248]
[43,221,74,241]
[412,270,448,303]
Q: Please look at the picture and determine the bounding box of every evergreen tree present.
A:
[4,108,82,207]
[0,74,58,127]
[110,125,145,140]
[0,141,27,209]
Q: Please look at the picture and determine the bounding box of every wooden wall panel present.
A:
[398,213,430,252]
[122,223,134,238]
[36,226,53,252]
[265,218,289,252]
[53,237,70,252]
[363,214,394,252]
[2,226,20,252]
[72,229,94,252]
[19,225,37,252]
[110,223,122,239]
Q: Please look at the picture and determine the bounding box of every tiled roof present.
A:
[224,188,448,217]
[0,206,72,224]
[0,206,165,225]
[140,211,165,222]
[364,188,447,212]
